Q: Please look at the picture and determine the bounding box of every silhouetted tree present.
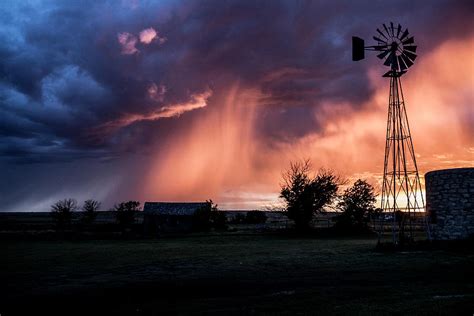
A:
[334,179,377,232]
[51,198,78,227]
[81,199,101,224]
[192,200,221,231]
[280,160,341,231]
[114,201,140,227]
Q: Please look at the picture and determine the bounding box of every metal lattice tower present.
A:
[352,22,431,244]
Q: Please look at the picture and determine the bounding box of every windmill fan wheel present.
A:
[373,22,418,72]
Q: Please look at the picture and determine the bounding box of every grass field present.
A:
[2,235,474,315]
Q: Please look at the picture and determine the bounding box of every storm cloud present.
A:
[0,0,473,211]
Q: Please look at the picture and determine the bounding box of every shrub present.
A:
[114,201,140,227]
[211,211,227,230]
[192,200,225,231]
[192,201,213,231]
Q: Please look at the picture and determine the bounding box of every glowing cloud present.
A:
[117,32,138,54]
[94,88,212,136]
[139,27,167,44]
[141,37,474,209]
[139,28,156,44]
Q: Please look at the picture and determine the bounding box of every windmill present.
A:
[352,23,431,244]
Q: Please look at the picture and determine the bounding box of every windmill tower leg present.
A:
[380,74,431,244]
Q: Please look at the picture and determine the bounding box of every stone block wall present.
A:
[425,168,474,240]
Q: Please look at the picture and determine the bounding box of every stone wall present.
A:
[425,168,474,240]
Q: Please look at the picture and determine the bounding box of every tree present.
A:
[280,160,341,231]
[192,200,224,231]
[81,199,101,224]
[114,201,140,227]
[51,198,78,227]
[334,179,377,232]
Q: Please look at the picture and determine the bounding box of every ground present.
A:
[2,235,474,315]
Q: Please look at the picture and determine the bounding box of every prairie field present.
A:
[2,235,474,315]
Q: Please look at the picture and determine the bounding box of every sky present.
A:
[0,0,473,212]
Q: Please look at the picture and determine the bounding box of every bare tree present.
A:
[51,198,78,227]
[114,201,140,227]
[81,199,101,224]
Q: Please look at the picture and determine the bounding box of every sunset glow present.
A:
[0,1,472,211]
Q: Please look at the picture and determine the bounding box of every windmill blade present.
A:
[403,45,417,53]
[384,52,395,66]
[400,53,414,68]
[383,23,391,38]
[377,28,389,40]
[377,49,391,59]
[373,36,387,44]
[402,36,415,45]
[398,55,408,71]
[390,22,395,36]
[403,50,417,61]
[400,29,409,41]
[397,24,402,37]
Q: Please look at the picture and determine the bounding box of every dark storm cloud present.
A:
[0,0,473,164]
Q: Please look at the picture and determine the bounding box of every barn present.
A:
[143,202,207,236]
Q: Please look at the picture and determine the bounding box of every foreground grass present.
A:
[2,235,474,315]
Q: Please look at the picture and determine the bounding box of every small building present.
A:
[143,202,207,235]
[426,168,474,240]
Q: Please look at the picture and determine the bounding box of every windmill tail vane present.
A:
[352,22,431,244]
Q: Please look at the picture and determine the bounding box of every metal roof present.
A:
[143,202,207,216]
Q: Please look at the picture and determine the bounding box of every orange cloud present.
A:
[90,89,212,138]
[141,37,473,209]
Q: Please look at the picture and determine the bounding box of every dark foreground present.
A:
[2,235,474,315]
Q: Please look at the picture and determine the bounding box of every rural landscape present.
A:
[1,0,473,315]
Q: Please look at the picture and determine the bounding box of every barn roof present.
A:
[143,202,207,216]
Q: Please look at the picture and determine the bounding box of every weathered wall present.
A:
[425,168,474,240]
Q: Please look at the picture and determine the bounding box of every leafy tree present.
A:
[245,211,267,224]
[51,198,78,227]
[114,201,140,227]
[280,160,341,231]
[81,199,101,224]
[334,179,377,231]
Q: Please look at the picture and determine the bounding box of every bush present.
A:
[280,160,341,231]
[192,200,226,231]
[245,211,267,224]
[81,199,101,225]
[114,201,140,227]
[211,211,227,230]
[51,198,78,228]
